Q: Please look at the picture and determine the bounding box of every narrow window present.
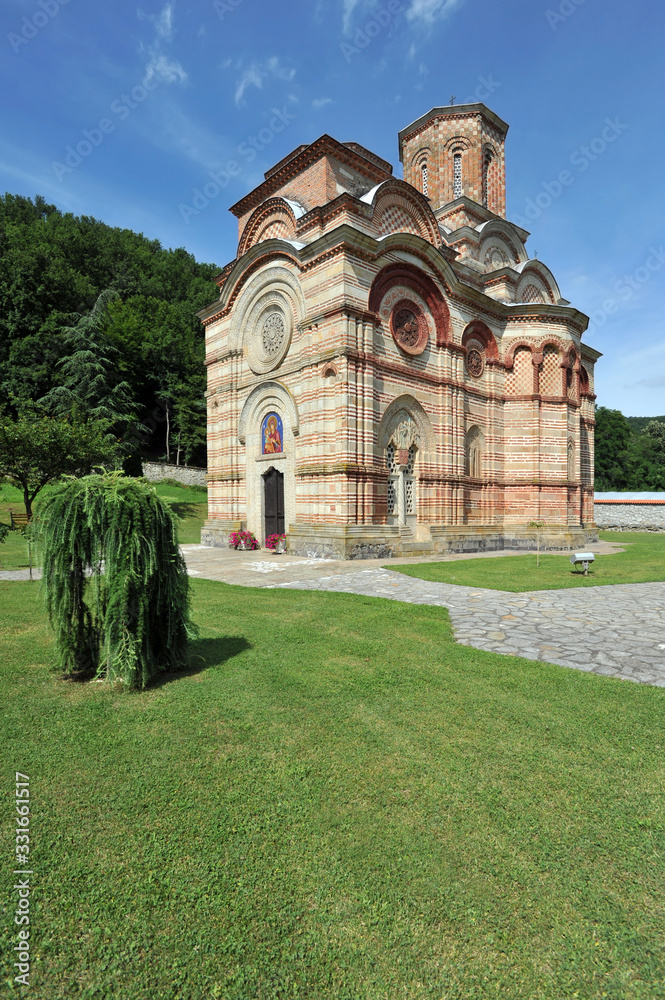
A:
[482,151,492,208]
[421,162,428,196]
[453,152,462,199]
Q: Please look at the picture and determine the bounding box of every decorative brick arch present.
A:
[579,364,592,397]
[462,320,499,361]
[504,340,536,369]
[369,179,441,246]
[368,262,452,347]
[238,198,298,256]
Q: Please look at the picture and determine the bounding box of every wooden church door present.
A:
[263,467,285,539]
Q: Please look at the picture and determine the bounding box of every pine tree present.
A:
[38,473,196,689]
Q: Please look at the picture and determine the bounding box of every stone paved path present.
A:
[179,543,665,688]
[4,542,663,687]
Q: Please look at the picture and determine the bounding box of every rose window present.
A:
[262,313,285,355]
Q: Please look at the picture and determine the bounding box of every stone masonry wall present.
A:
[594,503,665,531]
[142,462,207,488]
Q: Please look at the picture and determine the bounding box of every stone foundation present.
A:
[201,519,597,559]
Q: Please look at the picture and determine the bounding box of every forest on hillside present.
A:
[595,407,665,490]
[0,193,220,468]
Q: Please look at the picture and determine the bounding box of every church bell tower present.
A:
[398,103,509,220]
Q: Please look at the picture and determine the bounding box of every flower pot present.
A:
[276,537,287,554]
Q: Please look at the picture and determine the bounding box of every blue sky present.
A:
[2,0,663,415]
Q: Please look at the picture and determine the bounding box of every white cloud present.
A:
[342,0,364,33]
[139,2,187,87]
[406,0,465,24]
[233,57,296,106]
[312,97,333,109]
[341,0,464,32]
[138,2,175,41]
[145,54,187,86]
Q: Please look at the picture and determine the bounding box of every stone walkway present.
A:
[4,542,664,687]
[180,542,665,688]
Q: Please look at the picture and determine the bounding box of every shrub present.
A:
[38,472,196,689]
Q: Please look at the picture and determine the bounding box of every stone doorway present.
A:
[263,467,285,540]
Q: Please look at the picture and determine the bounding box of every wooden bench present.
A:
[9,510,30,530]
[570,551,595,576]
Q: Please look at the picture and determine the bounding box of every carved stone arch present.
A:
[579,364,591,397]
[368,262,452,347]
[465,425,485,479]
[462,320,499,361]
[238,198,299,257]
[228,264,306,361]
[238,381,300,445]
[377,395,435,462]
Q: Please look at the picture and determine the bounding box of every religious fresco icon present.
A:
[261,412,283,454]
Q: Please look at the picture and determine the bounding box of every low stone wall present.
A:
[142,462,207,488]
[594,502,665,531]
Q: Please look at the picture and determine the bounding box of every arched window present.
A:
[453,151,462,199]
[482,151,493,208]
[465,426,485,480]
[421,162,428,196]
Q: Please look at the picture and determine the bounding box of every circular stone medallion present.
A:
[466,347,484,378]
[262,312,285,355]
[390,300,428,356]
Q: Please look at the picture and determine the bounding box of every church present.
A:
[198,102,600,558]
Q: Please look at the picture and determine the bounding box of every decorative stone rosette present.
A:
[389,299,429,356]
[245,292,293,374]
[465,347,485,378]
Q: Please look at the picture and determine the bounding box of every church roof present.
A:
[397,103,509,162]
[229,134,393,220]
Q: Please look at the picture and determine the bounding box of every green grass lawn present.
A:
[1,578,664,998]
[0,480,207,567]
[388,531,665,592]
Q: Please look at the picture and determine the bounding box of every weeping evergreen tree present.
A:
[38,473,196,689]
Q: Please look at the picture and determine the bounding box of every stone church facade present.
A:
[199,103,600,558]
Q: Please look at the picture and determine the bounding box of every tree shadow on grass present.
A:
[148,635,252,688]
